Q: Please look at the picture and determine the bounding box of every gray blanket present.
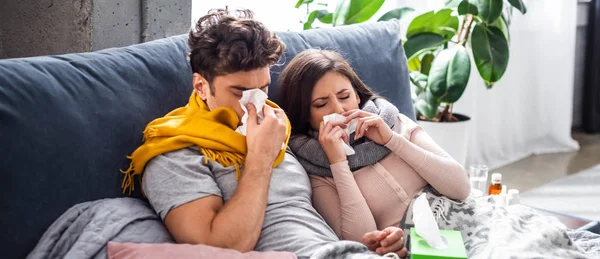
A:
[27,196,600,259]
[401,187,600,259]
[26,198,174,259]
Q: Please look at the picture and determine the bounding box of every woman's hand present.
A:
[318,120,349,164]
[342,110,393,145]
[362,227,408,257]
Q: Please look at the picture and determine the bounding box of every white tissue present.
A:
[413,193,448,249]
[322,113,358,156]
[236,89,268,136]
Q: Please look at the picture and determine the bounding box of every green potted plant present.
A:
[403,0,526,165]
[295,0,527,165]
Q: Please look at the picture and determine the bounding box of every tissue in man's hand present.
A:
[322,114,356,156]
[412,193,448,249]
[236,89,268,136]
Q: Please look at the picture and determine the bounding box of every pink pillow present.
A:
[107,241,297,259]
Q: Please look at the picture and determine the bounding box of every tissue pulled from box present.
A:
[236,89,268,136]
[322,113,358,156]
[413,193,448,249]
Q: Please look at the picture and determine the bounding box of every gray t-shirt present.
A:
[142,147,339,257]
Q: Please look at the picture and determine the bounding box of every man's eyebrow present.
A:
[230,85,251,91]
[230,82,270,91]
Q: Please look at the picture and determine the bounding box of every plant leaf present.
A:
[378,7,415,22]
[319,13,333,23]
[471,24,510,85]
[471,0,503,23]
[403,33,446,61]
[406,9,457,39]
[421,53,435,75]
[491,14,510,43]
[441,15,459,38]
[295,0,314,8]
[304,10,330,30]
[444,0,463,8]
[408,56,421,71]
[428,46,471,103]
[507,0,526,14]
[458,0,479,15]
[332,0,350,26]
[344,0,385,24]
[410,71,429,89]
[415,90,440,119]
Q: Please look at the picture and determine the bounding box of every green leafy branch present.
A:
[294,0,527,122]
[409,0,526,122]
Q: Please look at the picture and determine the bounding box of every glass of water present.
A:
[469,165,489,196]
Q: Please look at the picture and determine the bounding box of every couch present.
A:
[0,20,414,259]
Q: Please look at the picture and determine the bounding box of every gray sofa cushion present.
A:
[0,20,411,259]
[0,35,192,259]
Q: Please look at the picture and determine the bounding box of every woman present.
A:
[278,49,471,254]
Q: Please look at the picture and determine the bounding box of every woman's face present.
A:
[309,71,360,131]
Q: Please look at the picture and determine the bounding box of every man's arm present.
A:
[163,153,273,252]
[161,104,287,252]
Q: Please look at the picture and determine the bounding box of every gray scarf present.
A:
[288,98,399,177]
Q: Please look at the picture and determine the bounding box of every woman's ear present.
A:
[193,73,209,100]
[355,91,361,104]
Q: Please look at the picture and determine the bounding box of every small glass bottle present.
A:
[488,173,502,195]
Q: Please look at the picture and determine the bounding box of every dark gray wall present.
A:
[92,0,141,51]
[0,0,191,59]
[0,0,93,59]
[142,0,192,42]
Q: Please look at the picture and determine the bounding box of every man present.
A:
[122,8,407,258]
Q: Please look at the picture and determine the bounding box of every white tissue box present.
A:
[409,228,467,259]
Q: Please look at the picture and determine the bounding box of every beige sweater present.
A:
[310,114,471,242]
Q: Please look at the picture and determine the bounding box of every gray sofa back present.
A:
[0,20,412,259]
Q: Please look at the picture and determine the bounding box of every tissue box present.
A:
[409,228,467,259]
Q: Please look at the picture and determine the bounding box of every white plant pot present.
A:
[416,114,471,167]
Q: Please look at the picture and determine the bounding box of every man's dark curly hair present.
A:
[188,8,285,94]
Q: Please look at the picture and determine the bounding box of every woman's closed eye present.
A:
[314,102,327,108]
[339,94,350,100]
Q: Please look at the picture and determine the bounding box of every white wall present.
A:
[191,0,398,32]
[191,0,305,31]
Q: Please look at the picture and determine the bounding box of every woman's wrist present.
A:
[327,155,347,165]
[329,159,350,173]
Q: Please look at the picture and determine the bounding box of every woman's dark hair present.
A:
[188,8,285,94]
[278,49,378,134]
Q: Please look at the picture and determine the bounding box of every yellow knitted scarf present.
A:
[121,90,291,195]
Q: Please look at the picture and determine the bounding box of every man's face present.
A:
[194,66,270,120]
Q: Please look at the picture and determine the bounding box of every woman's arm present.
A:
[385,114,471,200]
[310,161,378,242]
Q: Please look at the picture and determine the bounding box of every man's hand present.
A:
[245,103,288,166]
[362,227,408,257]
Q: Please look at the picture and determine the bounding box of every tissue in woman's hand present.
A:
[413,193,448,249]
[236,89,268,136]
[322,114,356,156]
